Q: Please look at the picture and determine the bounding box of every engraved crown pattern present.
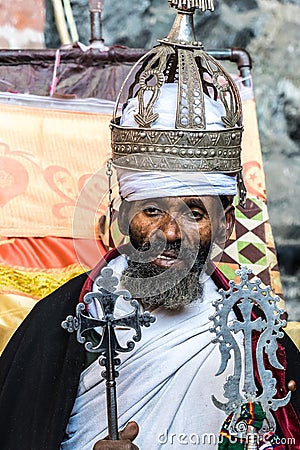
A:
[111,0,244,190]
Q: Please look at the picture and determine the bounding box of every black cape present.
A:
[0,273,87,450]
[0,272,299,450]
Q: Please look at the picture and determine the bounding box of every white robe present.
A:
[61,255,237,449]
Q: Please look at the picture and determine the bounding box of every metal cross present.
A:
[209,266,291,445]
[62,266,155,440]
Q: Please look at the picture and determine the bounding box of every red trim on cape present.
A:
[79,249,300,448]
[79,246,122,303]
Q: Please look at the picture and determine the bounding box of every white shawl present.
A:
[61,255,236,449]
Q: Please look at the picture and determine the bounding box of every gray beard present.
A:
[120,250,208,310]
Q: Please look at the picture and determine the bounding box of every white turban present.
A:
[116,168,236,202]
[120,83,226,130]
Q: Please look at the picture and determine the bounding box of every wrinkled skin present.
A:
[118,195,235,270]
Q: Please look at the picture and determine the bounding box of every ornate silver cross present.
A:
[62,266,155,440]
[209,266,290,444]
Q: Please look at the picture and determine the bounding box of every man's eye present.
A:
[143,207,163,216]
[187,209,205,220]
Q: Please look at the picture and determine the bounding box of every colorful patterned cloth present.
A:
[218,403,285,450]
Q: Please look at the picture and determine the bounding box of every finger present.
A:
[94,421,139,447]
[119,421,139,441]
[93,440,139,450]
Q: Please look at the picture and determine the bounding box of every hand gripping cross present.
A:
[62,266,156,440]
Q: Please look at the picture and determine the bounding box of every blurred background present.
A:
[0,0,299,319]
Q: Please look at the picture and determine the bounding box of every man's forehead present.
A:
[129,195,221,209]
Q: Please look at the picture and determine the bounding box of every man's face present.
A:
[126,195,224,266]
[120,195,230,309]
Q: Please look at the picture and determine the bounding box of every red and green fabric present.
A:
[218,402,284,450]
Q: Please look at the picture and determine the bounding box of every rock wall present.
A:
[246,1,300,321]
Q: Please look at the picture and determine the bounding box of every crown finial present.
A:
[168,0,214,12]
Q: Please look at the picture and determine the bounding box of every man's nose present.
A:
[159,214,181,241]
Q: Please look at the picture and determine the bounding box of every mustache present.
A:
[139,239,181,256]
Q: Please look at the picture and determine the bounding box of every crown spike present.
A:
[165,9,197,44]
[168,0,214,12]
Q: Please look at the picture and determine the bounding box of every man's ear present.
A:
[214,204,235,246]
[117,200,131,236]
[224,204,235,241]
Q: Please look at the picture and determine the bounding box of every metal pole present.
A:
[90,9,103,43]
[106,323,119,440]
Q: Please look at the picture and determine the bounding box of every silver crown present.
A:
[110,0,246,205]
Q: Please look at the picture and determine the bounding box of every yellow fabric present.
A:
[0,262,87,354]
[285,322,300,350]
[0,262,86,300]
[0,104,111,238]
[0,293,36,354]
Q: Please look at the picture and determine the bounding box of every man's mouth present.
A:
[153,251,181,268]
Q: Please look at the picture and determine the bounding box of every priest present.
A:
[0,1,299,449]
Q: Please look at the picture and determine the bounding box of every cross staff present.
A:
[62,266,155,440]
[209,266,291,447]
